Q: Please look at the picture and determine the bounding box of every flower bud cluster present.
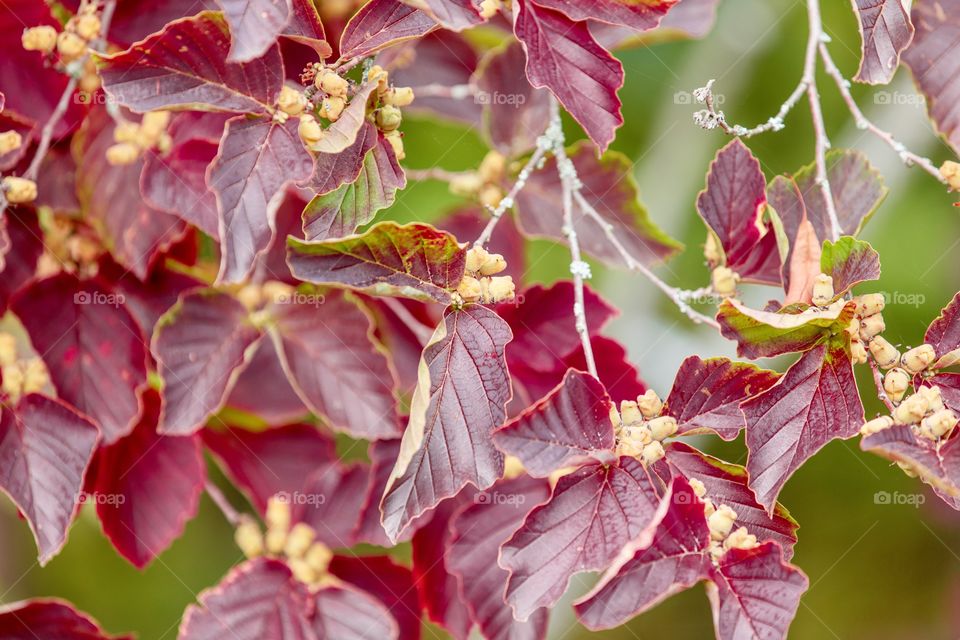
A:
[456,246,515,304]
[0,130,23,156]
[1,176,38,204]
[0,332,50,403]
[35,214,102,278]
[615,390,676,465]
[106,112,172,166]
[22,2,102,63]
[449,151,507,209]
[861,384,958,442]
[845,293,887,366]
[941,160,960,192]
[691,483,758,561]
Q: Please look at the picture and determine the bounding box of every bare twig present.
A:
[205,481,242,526]
[382,297,433,346]
[693,77,808,137]
[472,139,549,247]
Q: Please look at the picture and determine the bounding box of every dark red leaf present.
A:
[926,292,960,356]
[401,0,482,30]
[12,274,149,443]
[226,337,307,424]
[294,460,371,548]
[0,394,99,564]
[532,0,677,30]
[329,554,422,640]
[563,335,648,405]
[252,188,309,284]
[792,149,887,237]
[312,584,399,639]
[283,0,329,52]
[381,305,512,543]
[354,439,412,546]
[339,0,436,59]
[861,424,960,504]
[304,121,378,195]
[220,0,293,62]
[0,208,43,314]
[92,390,205,568]
[0,109,33,172]
[100,260,203,334]
[93,0,217,48]
[852,0,915,84]
[0,599,124,639]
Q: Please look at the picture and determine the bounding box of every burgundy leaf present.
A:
[402,0,482,30]
[792,149,887,237]
[0,109,33,172]
[100,260,204,334]
[91,0,217,48]
[339,0,436,58]
[514,0,623,152]
[0,208,43,314]
[252,189,309,283]
[226,338,307,424]
[304,121,378,194]
[926,292,960,356]
[563,336,648,404]
[153,290,262,435]
[861,425,960,503]
[514,142,681,267]
[282,0,329,51]
[501,457,664,619]
[211,115,314,282]
[219,0,293,62]
[708,542,808,640]
[493,369,616,477]
[574,476,711,630]
[447,476,552,640]
[354,439,411,546]
[268,290,400,439]
[852,0,915,84]
[98,12,284,113]
[329,555,421,640]
[92,390,205,568]
[0,599,123,639]
[820,236,881,296]
[743,342,864,513]
[532,0,677,30]
[179,558,314,640]
[665,356,779,441]
[294,460,371,548]
[0,394,99,564]
[288,221,467,304]
[142,135,221,239]
[12,274,149,443]
[381,305,512,543]
[313,584,399,640]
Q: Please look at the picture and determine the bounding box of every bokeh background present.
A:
[2,0,959,637]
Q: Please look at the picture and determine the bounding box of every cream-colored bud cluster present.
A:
[106,112,172,166]
[449,151,507,210]
[845,293,886,366]
[0,130,23,156]
[941,161,960,192]
[614,390,675,465]
[710,266,739,297]
[456,245,515,304]
[693,491,759,561]
[22,3,102,63]
[1,176,38,204]
[0,332,50,403]
[861,384,958,442]
[235,281,295,311]
[34,214,102,278]
[234,496,335,590]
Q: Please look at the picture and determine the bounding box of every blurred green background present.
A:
[3,0,959,637]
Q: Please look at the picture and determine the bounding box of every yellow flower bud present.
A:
[1,363,25,400]
[941,160,960,191]
[637,389,663,419]
[384,130,405,160]
[0,131,23,155]
[0,333,17,367]
[105,142,140,166]
[502,455,525,480]
[918,409,958,440]
[478,151,506,184]
[850,340,868,365]
[811,273,834,307]
[711,266,739,296]
[703,232,723,265]
[478,253,507,276]
[901,344,936,375]
[113,121,140,144]
[266,495,291,532]
[479,184,503,209]
[464,246,489,274]
[868,336,900,369]
[917,385,945,412]
[287,557,317,585]
[21,25,58,53]
[689,478,707,499]
[619,400,643,426]
[723,526,758,551]
[234,518,264,559]
[883,368,910,403]
[320,96,346,121]
[648,415,678,441]
[74,13,101,40]
[283,522,316,559]
[616,423,651,458]
[479,0,500,18]
[860,415,894,436]
[2,176,37,204]
[383,86,415,107]
[277,85,306,116]
[484,275,515,302]
[316,70,349,97]
[56,31,86,60]
[858,313,885,342]
[265,527,287,555]
[305,542,333,574]
[375,105,403,132]
[640,440,665,466]
[457,275,483,302]
[708,504,737,541]
[853,293,885,318]
[140,111,171,141]
[893,393,928,425]
[21,358,49,394]
[298,114,324,146]
[449,172,483,197]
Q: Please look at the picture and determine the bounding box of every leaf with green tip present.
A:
[820,236,881,296]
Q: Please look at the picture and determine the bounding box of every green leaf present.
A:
[820,236,881,296]
[717,298,855,359]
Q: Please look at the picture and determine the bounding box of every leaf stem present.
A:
[472,139,549,248]
[381,297,433,346]
[205,480,242,526]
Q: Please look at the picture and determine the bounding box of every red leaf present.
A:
[294,460,371,548]
[92,390,205,568]
[743,342,864,512]
[283,0,329,52]
[0,599,125,639]
[93,0,217,48]
[531,0,677,30]
[100,259,204,335]
[211,115,314,282]
[501,458,664,619]
[153,290,262,435]
[268,290,400,439]
[861,424,960,505]
[401,0,482,30]
[767,175,817,301]
[12,275,149,443]
[852,0,915,84]
[493,370,617,477]
[308,81,381,154]
[513,0,623,152]
[0,208,43,314]
[447,476,552,640]
[665,356,779,441]
[820,236,881,296]
[180,558,314,639]
[564,335,648,404]
[354,439,414,546]
[708,542,808,640]
[220,0,293,62]
[926,292,960,356]
[304,121,378,195]
[226,338,307,424]
[381,305,512,543]
[98,12,284,114]
[0,394,99,564]
[329,555,422,640]
[339,0,437,58]
[792,149,887,237]
[312,584,399,639]
[0,109,33,172]
[574,476,712,630]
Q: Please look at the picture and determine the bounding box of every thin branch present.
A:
[382,297,433,346]
[868,358,897,412]
[692,77,808,137]
[205,481,242,526]
[472,139,549,247]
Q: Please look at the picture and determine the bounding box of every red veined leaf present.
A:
[860,424,960,505]
[301,133,406,241]
[354,439,415,546]
[696,139,781,285]
[707,542,808,640]
[91,389,205,568]
[792,149,887,237]
[0,208,43,314]
[305,121,378,194]
[219,0,293,63]
[11,274,149,443]
[364,298,435,394]
[0,394,99,565]
[743,341,864,513]
[225,337,308,424]
[267,290,400,440]
[664,356,779,441]
[74,108,186,279]
[513,0,624,152]
[380,305,512,543]
[179,558,314,640]
[401,0,482,30]
[493,369,617,477]
[211,115,314,283]
[767,174,817,302]
[501,457,664,620]
[33,145,81,215]
[447,476,552,640]
[294,460,370,548]
[903,0,960,155]
[308,81,380,154]
[287,221,467,304]
[98,12,284,114]
[716,297,855,359]
[819,236,881,296]
[852,0,915,84]
[515,141,681,266]
[436,206,526,284]
[313,584,399,640]
[283,0,329,52]
[152,290,262,435]
[328,555,422,640]
[926,292,960,356]
[339,0,436,59]
[664,442,799,557]
[99,259,204,335]
[531,0,678,30]
[252,189,309,284]
[76,0,217,48]
[202,423,337,514]
[573,476,712,630]
[475,41,552,157]
[0,599,127,639]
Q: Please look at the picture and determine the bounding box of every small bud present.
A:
[287,557,317,585]
[368,65,389,93]
[485,276,515,302]
[811,273,834,306]
[648,415,678,441]
[689,478,707,499]
[0,333,17,367]
[320,96,346,121]
[234,518,264,559]
[298,114,324,146]
[305,542,332,574]
[723,526,758,551]
[479,184,503,209]
[853,293,885,318]
[479,0,500,18]
[138,112,168,140]
[284,522,316,559]
[883,368,910,403]
[637,389,663,419]
[21,25,58,53]
[711,266,739,296]
[236,284,263,311]
[266,496,291,532]
[21,358,49,394]
[858,313,885,342]
[0,131,23,155]
[74,13,101,40]
[464,246,489,274]
[703,232,723,265]
[901,344,936,375]
[844,317,860,337]
[277,85,306,116]
[917,385,945,412]
[640,440,665,466]
[2,176,37,204]
[105,142,140,166]
[56,31,86,60]
[860,415,894,436]
[449,172,483,196]
[376,104,403,132]
[850,340,868,365]
[868,336,900,369]
[708,504,737,541]
[478,151,506,184]
[893,393,929,425]
[941,160,960,191]
[918,409,958,440]
[1,363,25,400]
[316,70,348,97]
[113,121,140,144]
[502,455,525,480]
[619,400,643,426]
[478,253,507,276]
[616,424,650,457]
[383,86,415,107]
[457,275,483,301]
